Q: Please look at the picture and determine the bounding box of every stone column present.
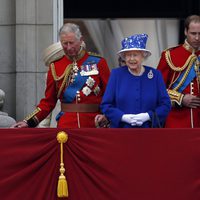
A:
[0,0,16,119]
[15,0,53,121]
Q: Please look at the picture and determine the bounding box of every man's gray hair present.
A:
[59,23,82,40]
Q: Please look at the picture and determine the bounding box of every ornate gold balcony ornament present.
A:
[56,131,68,197]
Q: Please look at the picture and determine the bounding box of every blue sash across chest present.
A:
[171,56,200,92]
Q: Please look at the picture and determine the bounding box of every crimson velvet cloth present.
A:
[1,128,200,200]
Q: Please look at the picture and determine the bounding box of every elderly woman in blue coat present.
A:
[100,33,171,128]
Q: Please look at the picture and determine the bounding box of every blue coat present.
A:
[100,65,171,128]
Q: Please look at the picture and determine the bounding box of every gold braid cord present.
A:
[57,131,69,198]
[165,50,196,72]
[50,63,73,99]
[51,63,71,81]
[165,50,197,105]
[172,57,197,91]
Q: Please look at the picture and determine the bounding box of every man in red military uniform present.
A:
[12,23,110,128]
[157,15,200,128]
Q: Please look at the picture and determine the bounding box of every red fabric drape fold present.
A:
[1,128,200,200]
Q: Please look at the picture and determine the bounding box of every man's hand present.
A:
[10,121,28,128]
[182,94,200,108]
[94,114,110,128]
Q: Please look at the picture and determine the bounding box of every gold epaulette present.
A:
[88,51,102,58]
[167,89,184,106]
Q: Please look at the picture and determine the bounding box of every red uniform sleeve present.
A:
[34,67,58,122]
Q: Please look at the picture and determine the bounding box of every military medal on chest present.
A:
[69,61,79,84]
[80,61,99,76]
[82,76,95,96]
[86,77,95,87]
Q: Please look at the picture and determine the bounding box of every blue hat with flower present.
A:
[118,33,151,57]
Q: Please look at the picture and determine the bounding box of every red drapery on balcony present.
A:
[0,128,200,200]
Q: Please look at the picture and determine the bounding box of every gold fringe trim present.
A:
[57,131,69,198]
[165,50,196,72]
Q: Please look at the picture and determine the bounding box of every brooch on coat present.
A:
[147,70,153,79]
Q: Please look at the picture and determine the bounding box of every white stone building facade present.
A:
[0,0,63,121]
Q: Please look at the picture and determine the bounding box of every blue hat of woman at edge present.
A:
[118,33,151,57]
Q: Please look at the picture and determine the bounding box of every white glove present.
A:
[134,113,150,126]
[121,114,137,126]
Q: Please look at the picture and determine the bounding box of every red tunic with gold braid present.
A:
[24,50,110,128]
[157,41,200,128]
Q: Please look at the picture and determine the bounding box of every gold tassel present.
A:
[57,131,68,198]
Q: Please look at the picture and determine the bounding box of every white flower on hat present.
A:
[118,33,151,59]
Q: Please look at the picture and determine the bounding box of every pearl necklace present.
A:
[128,66,145,76]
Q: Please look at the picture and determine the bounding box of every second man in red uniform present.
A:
[157,15,200,128]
